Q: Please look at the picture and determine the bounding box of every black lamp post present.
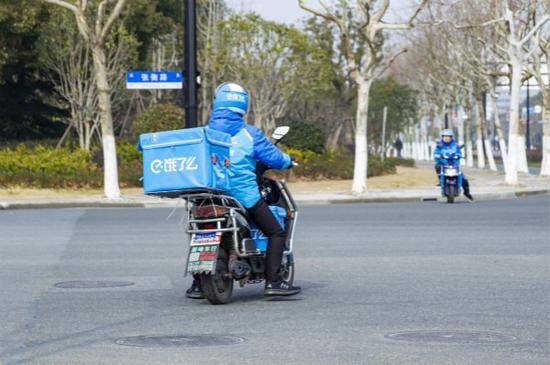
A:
[184,0,198,128]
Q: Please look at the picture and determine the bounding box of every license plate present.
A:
[186,233,221,274]
[445,168,457,176]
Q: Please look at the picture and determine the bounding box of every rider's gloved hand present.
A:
[288,154,299,168]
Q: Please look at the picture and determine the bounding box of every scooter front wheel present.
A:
[447,185,455,204]
[200,247,233,305]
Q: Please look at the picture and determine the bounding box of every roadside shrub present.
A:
[116,142,142,187]
[133,103,184,138]
[117,141,141,164]
[368,155,396,177]
[0,144,99,188]
[283,121,326,154]
[388,157,415,167]
[280,148,396,180]
[0,143,402,189]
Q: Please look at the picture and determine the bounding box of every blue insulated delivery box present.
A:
[139,127,231,195]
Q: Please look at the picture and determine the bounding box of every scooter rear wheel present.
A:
[280,254,295,285]
[200,247,233,305]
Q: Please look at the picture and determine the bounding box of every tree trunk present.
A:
[458,105,466,166]
[506,59,521,184]
[517,120,529,173]
[420,118,429,160]
[475,98,486,168]
[352,80,371,194]
[478,97,497,171]
[412,123,420,160]
[465,113,474,167]
[327,122,344,151]
[92,45,121,199]
[483,129,497,171]
[541,101,550,176]
[490,91,508,173]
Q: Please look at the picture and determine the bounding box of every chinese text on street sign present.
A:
[126,71,183,90]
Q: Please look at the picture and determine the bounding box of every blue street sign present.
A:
[126,71,183,90]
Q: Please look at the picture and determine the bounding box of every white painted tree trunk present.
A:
[458,105,466,166]
[517,134,529,173]
[541,102,550,176]
[403,130,409,158]
[505,59,521,184]
[92,45,121,199]
[483,136,497,171]
[479,101,497,171]
[412,124,420,160]
[465,114,474,167]
[420,119,429,160]
[475,100,485,169]
[403,132,411,158]
[411,126,417,160]
[490,92,508,173]
[352,80,371,194]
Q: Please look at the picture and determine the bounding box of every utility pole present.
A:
[184,0,198,128]
[444,105,449,129]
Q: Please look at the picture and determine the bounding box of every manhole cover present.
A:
[54,280,135,289]
[385,330,518,344]
[115,335,246,348]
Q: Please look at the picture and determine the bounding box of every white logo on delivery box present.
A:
[151,157,199,174]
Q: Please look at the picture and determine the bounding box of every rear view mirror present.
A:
[272,126,290,141]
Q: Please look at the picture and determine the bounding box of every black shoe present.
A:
[264,280,301,297]
[185,280,205,299]
[464,192,474,201]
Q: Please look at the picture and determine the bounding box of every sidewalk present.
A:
[1,163,548,209]
[294,162,550,204]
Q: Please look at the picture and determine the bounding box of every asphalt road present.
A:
[0,196,549,365]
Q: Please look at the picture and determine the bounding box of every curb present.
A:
[0,200,145,210]
[0,189,548,210]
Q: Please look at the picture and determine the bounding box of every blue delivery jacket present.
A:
[208,109,291,208]
[433,139,462,165]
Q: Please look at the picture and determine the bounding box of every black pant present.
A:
[247,199,286,283]
[435,165,470,194]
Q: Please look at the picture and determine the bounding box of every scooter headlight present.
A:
[445,167,458,177]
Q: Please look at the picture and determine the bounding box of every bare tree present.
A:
[487,0,549,184]
[42,0,129,199]
[528,30,550,175]
[299,0,428,194]
[41,13,136,152]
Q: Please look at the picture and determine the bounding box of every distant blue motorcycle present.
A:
[438,153,463,204]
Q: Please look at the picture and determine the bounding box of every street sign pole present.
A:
[184,0,198,128]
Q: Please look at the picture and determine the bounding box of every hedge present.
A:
[0,144,413,188]
[0,144,99,188]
